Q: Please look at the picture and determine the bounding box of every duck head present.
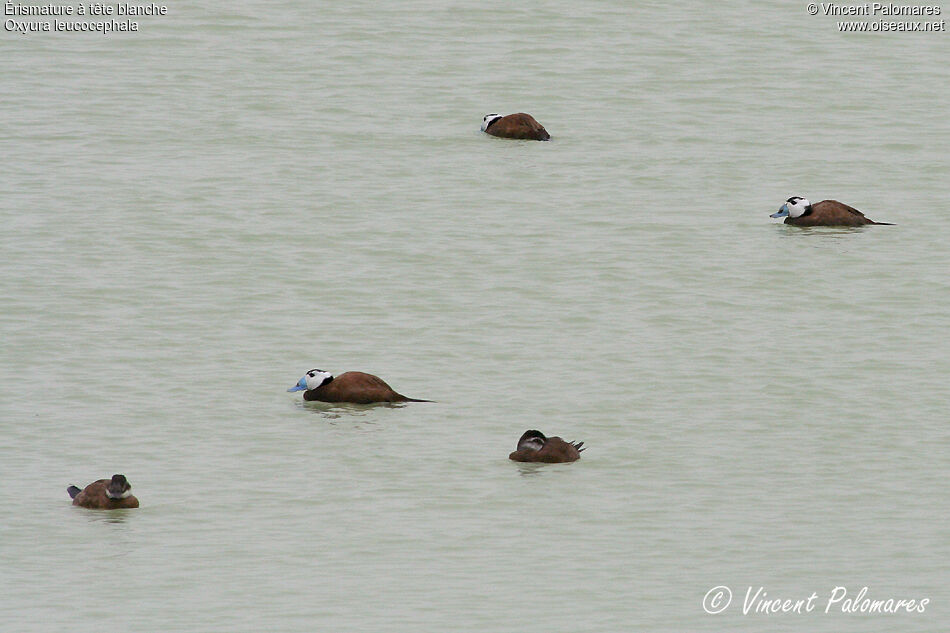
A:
[516,429,547,452]
[481,113,503,132]
[288,369,334,392]
[772,196,812,219]
[105,474,133,500]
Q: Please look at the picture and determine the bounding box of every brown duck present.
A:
[771,196,893,226]
[509,430,584,463]
[481,113,550,141]
[67,474,139,509]
[288,368,430,405]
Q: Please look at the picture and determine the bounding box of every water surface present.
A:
[2,2,948,631]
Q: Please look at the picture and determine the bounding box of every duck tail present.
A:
[572,441,586,452]
[400,396,434,403]
[873,221,895,225]
[67,485,81,499]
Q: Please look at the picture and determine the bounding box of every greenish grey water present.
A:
[2,2,948,631]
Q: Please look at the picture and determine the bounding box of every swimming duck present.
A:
[67,474,139,509]
[771,196,893,226]
[508,430,584,463]
[287,369,430,404]
[481,113,550,141]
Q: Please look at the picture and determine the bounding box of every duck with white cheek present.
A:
[67,474,139,509]
[288,369,431,405]
[508,430,585,463]
[771,196,893,227]
[480,113,551,141]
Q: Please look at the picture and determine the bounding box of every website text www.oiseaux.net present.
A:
[836,18,946,30]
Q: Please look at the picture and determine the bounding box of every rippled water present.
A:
[2,2,948,631]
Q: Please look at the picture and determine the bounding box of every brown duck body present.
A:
[484,113,551,141]
[509,430,584,463]
[68,478,139,509]
[303,371,426,404]
[786,200,892,226]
